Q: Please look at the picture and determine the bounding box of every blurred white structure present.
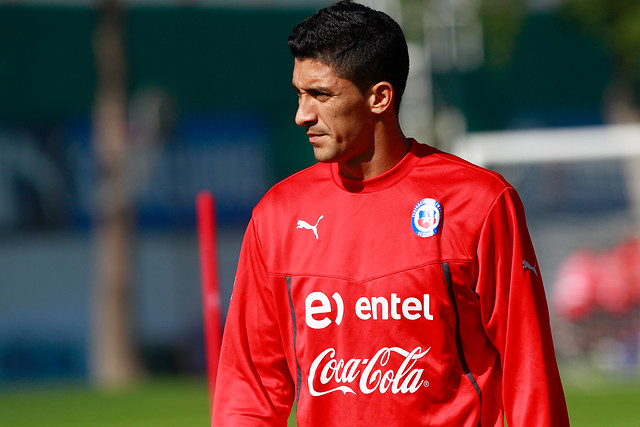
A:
[452,123,640,234]
[452,124,640,167]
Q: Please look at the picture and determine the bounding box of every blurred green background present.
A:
[1,0,640,424]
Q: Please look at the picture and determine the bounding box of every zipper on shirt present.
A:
[442,263,483,405]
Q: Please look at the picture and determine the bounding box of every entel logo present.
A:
[305,291,434,330]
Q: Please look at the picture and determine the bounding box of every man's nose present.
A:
[295,96,316,127]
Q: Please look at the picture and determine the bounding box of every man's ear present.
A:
[369,81,394,115]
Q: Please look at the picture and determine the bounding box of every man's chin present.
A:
[315,157,336,164]
[312,147,338,163]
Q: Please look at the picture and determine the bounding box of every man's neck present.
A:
[338,123,410,180]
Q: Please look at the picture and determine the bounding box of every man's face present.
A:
[292,58,375,169]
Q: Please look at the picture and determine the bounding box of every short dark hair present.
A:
[288,0,409,112]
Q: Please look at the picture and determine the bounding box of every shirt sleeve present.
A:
[211,217,295,426]
[475,187,570,426]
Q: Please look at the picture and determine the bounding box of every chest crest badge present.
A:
[411,198,441,238]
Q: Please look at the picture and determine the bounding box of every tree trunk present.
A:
[90,0,143,388]
[605,78,640,236]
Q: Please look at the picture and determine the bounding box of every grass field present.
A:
[1,374,639,426]
[0,377,210,427]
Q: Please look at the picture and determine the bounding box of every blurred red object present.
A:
[554,238,640,320]
[197,191,223,409]
[553,249,599,320]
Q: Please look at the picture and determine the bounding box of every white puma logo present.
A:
[297,215,324,240]
[523,260,537,276]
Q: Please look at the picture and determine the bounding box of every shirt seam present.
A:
[267,258,473,283]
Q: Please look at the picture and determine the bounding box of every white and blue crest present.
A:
[411,198,442,238]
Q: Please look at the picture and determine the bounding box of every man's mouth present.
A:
[307,133,324,144]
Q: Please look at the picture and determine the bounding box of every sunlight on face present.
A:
[292,58,376,168]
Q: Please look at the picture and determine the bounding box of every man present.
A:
[211,1,569,426]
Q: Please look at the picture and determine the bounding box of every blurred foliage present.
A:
[478,0,527,69]
[398,0,527,66]
[561,0,640,103]
[399,0,527,67]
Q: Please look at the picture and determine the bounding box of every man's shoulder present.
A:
[254,162,331,212]
[270,161,331,194]
[414,142,512,194]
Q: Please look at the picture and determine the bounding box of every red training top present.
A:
[211,141,569,426]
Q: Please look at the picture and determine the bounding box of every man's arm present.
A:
[476,187,570,426]
[211,218,295,426]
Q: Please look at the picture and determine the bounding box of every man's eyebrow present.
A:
[291,84,334,95]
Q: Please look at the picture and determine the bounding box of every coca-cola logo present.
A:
[308,346,431,396]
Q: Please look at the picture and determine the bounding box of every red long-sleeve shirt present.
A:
[211,141,569,426]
